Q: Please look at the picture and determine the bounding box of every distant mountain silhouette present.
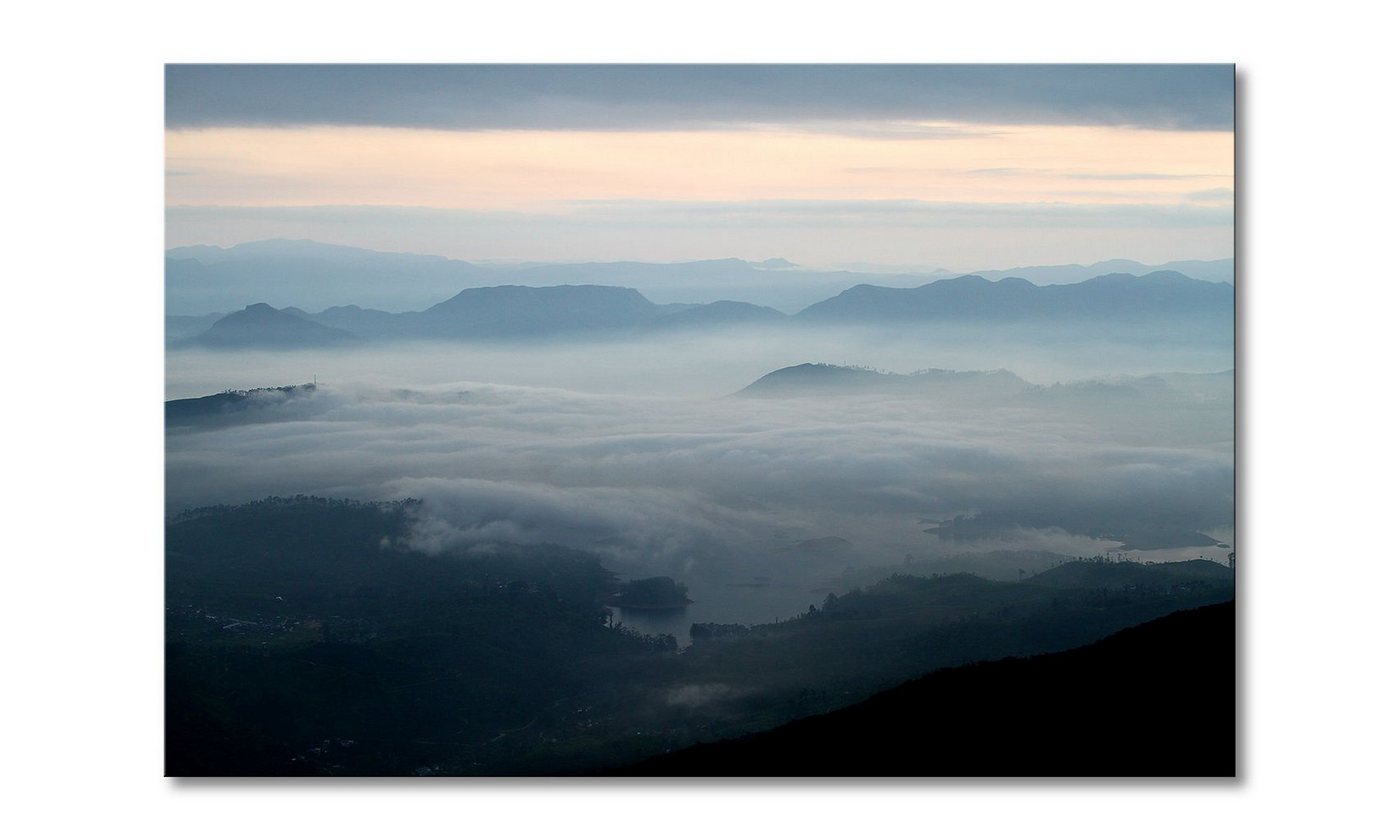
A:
[165,312,226,342]
[184,303,360,349]
[1014,370,1234,407]
[297,304,409,339]
[653,300,786,330]
[177,287,788,348]
[827,257,1234,286]
[736,363,1232,411]
[618,601,1235,776]
[167,239,1234,314]
[492,257,880,312]
[795,271,1233,326]
[738,363,1032,398]
[970,258,1234,286]
[166,239,492,313]
[508,257,755,286]
[171,268,1235,350]
[166,244,841,313]
[422,284,657,336]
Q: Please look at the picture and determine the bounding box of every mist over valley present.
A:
[163,248,1238,774]
[167,247,1234,652]
[161,62,1237,779]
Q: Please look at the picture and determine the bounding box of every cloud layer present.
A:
[166,368,1234,594]
[167,65,1234,131]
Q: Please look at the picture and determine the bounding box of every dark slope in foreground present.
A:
[165,384,319,428]
[620,601,1235,777]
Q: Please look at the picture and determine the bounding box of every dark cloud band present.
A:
[166,64,1235,132]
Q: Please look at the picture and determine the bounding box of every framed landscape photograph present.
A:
[164,64,1236,777]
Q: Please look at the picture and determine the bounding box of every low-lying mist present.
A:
[167,327,1234,628]
[165,322,1233,400]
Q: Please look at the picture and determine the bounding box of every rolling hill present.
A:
[180,303,360,349]
[620,600,1235,776]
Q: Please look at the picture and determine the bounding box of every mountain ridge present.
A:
[166,239,1234,315]
[180,303,360,349]
[794,270,1232,324]
[174,269,1234,350]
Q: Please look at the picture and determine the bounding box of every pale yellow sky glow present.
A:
[167,123,1233,210]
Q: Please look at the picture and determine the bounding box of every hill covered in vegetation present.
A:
[166,497,1234,775]
[623,601,1235,776]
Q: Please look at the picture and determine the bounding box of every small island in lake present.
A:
[609,576,693,610]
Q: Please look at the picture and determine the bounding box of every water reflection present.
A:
[607,574,832,648]
[610,605,693,647]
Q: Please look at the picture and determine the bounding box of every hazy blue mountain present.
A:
[795,271,1233,329]
[506,257,754,286]
[166,239,1234,315]
[970,258,1234,285]
[797,275,1038,322]
[169,263,1234,350]
[739,363,1032,398]
[495,257,907,312]
[166,240,940,313]
[298,304,410,339]
[166,239,491,313]
[165,312,226,341]
[411,284,659,339]
[175,286,794,348]
[739,364,1233,416]
[1038,370,1235,406]
[826,257,1233,284]
[653,300,785,330]
[403,287,783,337]
[1146,369,1235,402]
[184,303,360,349]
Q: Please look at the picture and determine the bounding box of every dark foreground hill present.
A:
[619,601,1235,777]
[165,384,325,429]
[165,498,1233,775]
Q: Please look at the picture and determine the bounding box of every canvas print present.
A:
[165,64,1236,776]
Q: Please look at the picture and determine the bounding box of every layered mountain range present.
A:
[170,268,1234,350]
[167,238,1233,317]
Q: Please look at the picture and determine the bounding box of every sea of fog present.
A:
[166,326,1234,639]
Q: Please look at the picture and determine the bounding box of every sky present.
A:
[165,65,1234,268]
